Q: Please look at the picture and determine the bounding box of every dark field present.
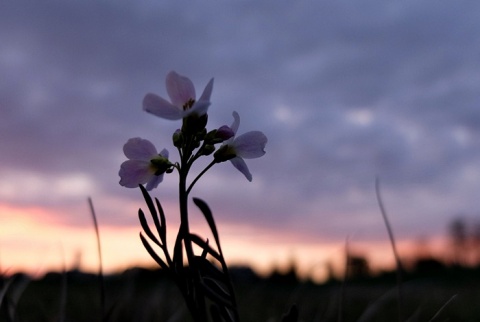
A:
[2,265,480,322]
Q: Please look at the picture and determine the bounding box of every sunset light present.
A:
[2,1,480,320]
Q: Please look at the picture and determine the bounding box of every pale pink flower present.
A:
[143,71,214,120]
[119,138,170,190]
[214,112,267,181]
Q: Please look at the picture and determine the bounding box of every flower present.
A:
[214,111,267,181]
[119,138,171,190]
[143,71,214,120]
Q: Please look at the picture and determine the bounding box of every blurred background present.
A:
[1,0,480,283]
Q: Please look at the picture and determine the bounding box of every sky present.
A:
[1,0,480,279]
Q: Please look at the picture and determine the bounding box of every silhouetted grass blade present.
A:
[429,294,457,322]
[0,278,13,308]
[88,197,106,321]
[375,178,403,322]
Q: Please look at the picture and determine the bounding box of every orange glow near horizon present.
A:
[0,203,161,276]
[0,203,451,282]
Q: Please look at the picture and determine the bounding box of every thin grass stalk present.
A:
[88,197,106,322]
[428,294,457,322]
[0,278,13,321]
[375,178,403,322]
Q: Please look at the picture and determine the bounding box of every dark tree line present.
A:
[448,216,480,267]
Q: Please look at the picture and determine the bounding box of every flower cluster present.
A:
[118,71,268,322]
[119,70,267,190]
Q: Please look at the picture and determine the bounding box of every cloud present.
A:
[1,0,480,245]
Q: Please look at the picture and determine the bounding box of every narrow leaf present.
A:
[188,234,222,261]
[193,256,228,283]
[215,304,235,322]
[139,184,157,221]
[201,278,233,308]
[210,304,235,322]
[192,198,240,321]
[193,198,223,256]
[173,231,184,272]
[140,233,169,270]
[204,277,230,299]
[138,209,161,247]
[155,197,167,244]
[201,238,209,259]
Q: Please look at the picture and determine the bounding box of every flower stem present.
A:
[186,160,216,195]
[178,148,208,321]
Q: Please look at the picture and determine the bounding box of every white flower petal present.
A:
[230,157,252,181]
[119,160,154,188]
[146,174,163,191]
[184,100,211,118]
[166,71,195,107]
[230,111,240,135]
[232,131,267,159]
[123,138,157,160]
[143,93,183,120]
[198,78,214,102]
[159,148,169,158]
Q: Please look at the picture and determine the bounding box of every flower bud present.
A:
[215,125,234,141]
[172,129,183,148]
[202,144,216,156]
[205,129,217,142]
[197,128,207,140]
[205,126,234,144]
